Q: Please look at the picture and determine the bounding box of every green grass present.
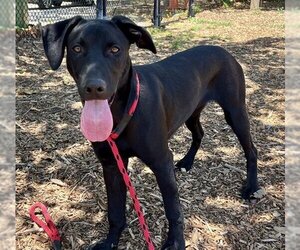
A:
[222,0,234,8]
[148,27,170,36]
[189,17,232,28]
[170,36,189,50]
[148,16,233,51]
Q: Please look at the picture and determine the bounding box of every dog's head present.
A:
[42,16,156,101]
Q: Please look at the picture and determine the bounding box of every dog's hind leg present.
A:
[176,105,205,172]
[220,103,259,200]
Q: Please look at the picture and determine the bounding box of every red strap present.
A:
[128,73,140,115]
[107,137,155,250]
[110,132,119,140]
[111,72,141,140]
[29,202,61,241]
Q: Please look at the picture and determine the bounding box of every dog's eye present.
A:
[73,45,81,53]
[110,46,120,54]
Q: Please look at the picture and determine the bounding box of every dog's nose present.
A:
[86,85,104,94]
[84,79,107,99]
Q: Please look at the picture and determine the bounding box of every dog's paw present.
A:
[175,158,193,172]
[161,238,185,250]
[241,184,264,202]
[87,240,118,250]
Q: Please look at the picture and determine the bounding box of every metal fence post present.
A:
[153,0,161,27]
[188,0,194,17]
[103,0,107,17]
[97,0,107,19]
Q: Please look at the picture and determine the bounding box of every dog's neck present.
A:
[110,58,134,125]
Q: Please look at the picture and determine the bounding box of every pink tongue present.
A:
[80,100,113,142]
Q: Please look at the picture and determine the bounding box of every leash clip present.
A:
[29,202,61,249]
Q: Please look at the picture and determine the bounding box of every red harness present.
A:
[107,72,155,250]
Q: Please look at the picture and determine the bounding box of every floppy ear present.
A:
[42,16,83,70]
[111,15,157,54]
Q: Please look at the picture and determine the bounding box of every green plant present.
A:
[169,33,193,50]
[193,3,202,14]
[222,0,234,8]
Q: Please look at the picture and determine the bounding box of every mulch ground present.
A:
[16,9,284,250]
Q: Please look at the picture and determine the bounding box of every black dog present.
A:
[42,16,259,250]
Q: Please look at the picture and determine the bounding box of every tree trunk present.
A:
[16,0,28,28]
[250,0,261,9]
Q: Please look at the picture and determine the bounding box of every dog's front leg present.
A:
[150,152,185,250]
[89,158,128,250]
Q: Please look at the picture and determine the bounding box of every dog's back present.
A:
[134,45,245,137]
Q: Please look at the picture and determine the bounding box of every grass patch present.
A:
[170,36,189,50]
[222,0,234,8]
[189,17,232,28]
[149,16,233,50]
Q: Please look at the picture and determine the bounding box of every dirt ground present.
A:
[16,9,284,250]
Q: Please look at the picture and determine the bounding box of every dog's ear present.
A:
[42,16,83,70]
[111,15,157,54]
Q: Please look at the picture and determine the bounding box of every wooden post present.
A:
[250,0,262,9]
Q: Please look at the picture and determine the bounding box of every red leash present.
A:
[29,202,62,250]
[107,137,155,250]
[107,72,155,250]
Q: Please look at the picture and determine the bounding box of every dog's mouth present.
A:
[82,93,116,106]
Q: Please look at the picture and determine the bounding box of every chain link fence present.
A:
[15,0,133,27]
[0,0,14,28]
[15,0,194,27]
[14,1,285,31]
[27,0,97,24]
